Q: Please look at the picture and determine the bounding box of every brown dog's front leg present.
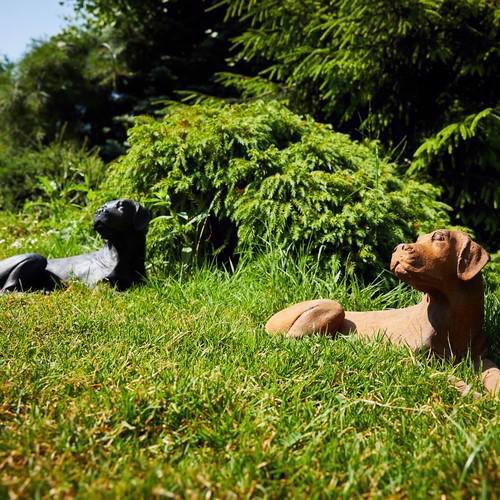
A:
[447,376,481,399]
[476,358,500,396]
[265,299,345,338]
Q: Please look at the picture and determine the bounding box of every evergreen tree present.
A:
[221,0,500,245]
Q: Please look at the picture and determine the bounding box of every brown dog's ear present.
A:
[456,234,490,281]
[133,202,152,232]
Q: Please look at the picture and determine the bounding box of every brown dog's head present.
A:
[390,230,489,293]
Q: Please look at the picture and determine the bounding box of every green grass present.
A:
[0,213,499,498]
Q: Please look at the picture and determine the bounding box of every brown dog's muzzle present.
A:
[390,243,419,273]
[391,229,490,291]
[389,242,437,293]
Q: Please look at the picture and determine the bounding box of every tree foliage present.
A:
[69,0,243,107]
[411,108,500,240]
[0,0,247,157]
[0,29,122,153]
[103,100,450,274]
[222,0,498,144]
[221,0,500,245]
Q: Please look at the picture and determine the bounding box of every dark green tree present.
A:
[0,0,248,158]
[221,0,500,246]
[67,0,251,155]
[0,29,120,152]
[70,0,244,102]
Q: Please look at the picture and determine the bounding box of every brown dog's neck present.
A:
[424,274,485,359]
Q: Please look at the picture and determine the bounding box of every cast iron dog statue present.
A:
[0,199,151,292]
[266,230,500,396]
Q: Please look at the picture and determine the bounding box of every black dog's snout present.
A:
[95,206,109,216]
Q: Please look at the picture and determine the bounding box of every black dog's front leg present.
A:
[0,253,59,292]
[105,270,134,291]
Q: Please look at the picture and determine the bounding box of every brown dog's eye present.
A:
[432,232,446,242]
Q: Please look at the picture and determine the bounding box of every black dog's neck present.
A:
[104,231,147,289]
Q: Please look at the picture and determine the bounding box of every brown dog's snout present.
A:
[390,242,418,273]
[393,243,412,253]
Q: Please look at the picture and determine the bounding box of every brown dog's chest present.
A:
[342,296,484,359]
[425,298,485,359]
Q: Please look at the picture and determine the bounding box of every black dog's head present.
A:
[93,199,151,240]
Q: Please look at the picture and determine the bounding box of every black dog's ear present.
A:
[133,203,152,232]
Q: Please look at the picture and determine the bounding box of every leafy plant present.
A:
[103,100,450,275]
[0,140,104,213]
[220,0,499,245]
[410,108,500,245]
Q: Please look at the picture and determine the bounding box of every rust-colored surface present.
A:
[266,230,499,395]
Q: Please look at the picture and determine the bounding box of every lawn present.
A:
[0,213,499,498]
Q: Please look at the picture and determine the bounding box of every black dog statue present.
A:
[0,199,151,292]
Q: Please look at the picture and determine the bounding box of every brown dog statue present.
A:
[266,230,500,396]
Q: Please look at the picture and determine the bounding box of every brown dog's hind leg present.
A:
[265,299,345,339]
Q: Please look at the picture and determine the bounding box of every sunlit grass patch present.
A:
[1,253,499,497]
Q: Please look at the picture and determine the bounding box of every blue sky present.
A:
[0,0,74,61]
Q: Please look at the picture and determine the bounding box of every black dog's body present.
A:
[0,253,53,291]
[0,199,150,292]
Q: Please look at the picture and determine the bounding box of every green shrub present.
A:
[0,141,104,212]
[102,100,450,275]
[410,108,500,246]
[484,251,500,292]
[220,0,499,246]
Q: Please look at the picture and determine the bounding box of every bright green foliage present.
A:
[0,140,104,213]
[221,0,499,244]
[104,100,450,274]
[411,108,500,241]
[485,251,500,291]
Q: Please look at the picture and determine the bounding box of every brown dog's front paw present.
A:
[448,376,481,399]
[480,361,500,396]
[266,299,345,338]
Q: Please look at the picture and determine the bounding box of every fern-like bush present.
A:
[0,141,104,212]
[103,100,450,274]
[411,108,500,246]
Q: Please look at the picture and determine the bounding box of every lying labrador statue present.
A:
[0,199,151,292]
[266,230,500,396]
